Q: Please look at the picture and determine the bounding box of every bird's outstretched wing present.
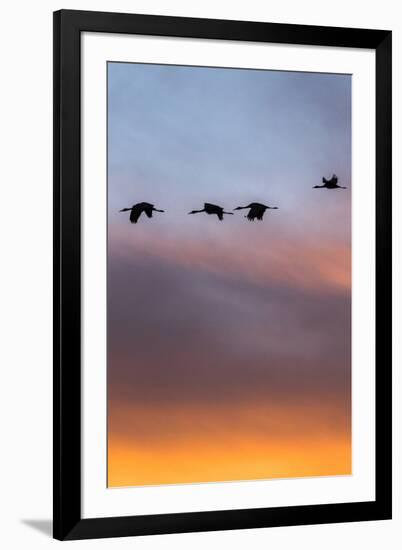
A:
[144,206,153,218]
[217,211,223,221]
[129,208,142,224]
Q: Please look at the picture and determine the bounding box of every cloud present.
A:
[107,242,351,407]
[109,397,350,444]
[108,223,350,295]
[108,397,351,486]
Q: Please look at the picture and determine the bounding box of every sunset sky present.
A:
[107,62,351,487]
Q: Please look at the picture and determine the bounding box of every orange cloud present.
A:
[108,399,351,487]
[108,436,351,487]
[107,222,351,487]
[109,225,350,295]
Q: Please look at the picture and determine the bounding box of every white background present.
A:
[0,0,400,549]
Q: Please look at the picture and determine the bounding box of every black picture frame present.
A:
[53,9,392,541]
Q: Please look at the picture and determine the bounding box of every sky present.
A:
[107,62,351,487]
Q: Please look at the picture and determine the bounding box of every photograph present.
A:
[107,62,352,488]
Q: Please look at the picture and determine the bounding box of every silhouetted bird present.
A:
[234,202,278,221]
[119,202,164,224]
[313,174,346,189]
[188,203,233,221]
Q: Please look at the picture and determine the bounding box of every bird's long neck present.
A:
[222,211,234,215]
[152,208,164,212]
[193,208,205,214]
[236,205,249,210]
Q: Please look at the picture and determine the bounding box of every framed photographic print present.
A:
[53,9,392,540]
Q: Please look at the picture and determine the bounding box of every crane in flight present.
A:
[234,202,278,221]
[188,203,233,221]
[119,202,165,224]
[313,174,347,189]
